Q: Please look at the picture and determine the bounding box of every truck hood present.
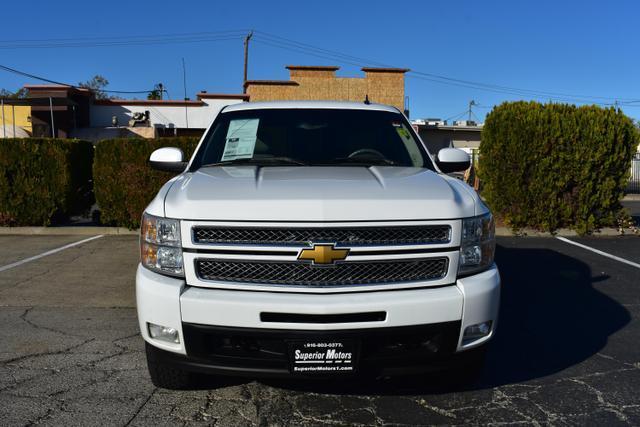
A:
[162,166,479,221]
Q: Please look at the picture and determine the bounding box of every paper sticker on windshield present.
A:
[221,119,259,161]
[395,126,412,140]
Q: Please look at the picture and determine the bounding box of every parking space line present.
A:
[556,236,640,269]
[0,235,104,273]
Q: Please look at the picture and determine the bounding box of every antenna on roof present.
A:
[364,94,370,105]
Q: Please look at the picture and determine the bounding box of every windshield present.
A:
[190,108,433,170]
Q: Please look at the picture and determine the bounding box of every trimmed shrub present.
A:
[480,101,638,233]
[93,137,200,228]
[0,138,94,226]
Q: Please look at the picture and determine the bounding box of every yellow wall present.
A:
[0,105,32,134]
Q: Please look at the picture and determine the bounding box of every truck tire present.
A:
[145,342,193,390]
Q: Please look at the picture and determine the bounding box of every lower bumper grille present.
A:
[181,322,462,375]
[196,257,449,286]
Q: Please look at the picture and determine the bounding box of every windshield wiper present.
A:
[200,157,307,167]
[325,157,400,166]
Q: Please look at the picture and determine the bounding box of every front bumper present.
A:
[136,264,500,374]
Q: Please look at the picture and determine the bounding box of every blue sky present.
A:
[1,0,639,121]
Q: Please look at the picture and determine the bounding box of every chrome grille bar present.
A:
[193,225,451,246]
[196,257,449,287]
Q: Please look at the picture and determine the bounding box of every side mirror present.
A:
[149,147,187,173]
[436,148,471,173]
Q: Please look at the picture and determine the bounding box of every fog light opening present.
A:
[462,321,492,345]
[148,323,180,344]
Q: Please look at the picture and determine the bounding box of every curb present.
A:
[623,194,640,201]
[0,226,633,237]
[494,227,633,237]
[0,227,138,236]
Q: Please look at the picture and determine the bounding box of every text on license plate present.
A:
[289,340,357,374]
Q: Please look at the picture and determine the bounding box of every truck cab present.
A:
[137,101,500,389]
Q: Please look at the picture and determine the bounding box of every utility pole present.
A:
[49,97,55,138]
[182,58,189,129]
[1,99,5,138]
[243,30,253,94]
[468,100,477,122]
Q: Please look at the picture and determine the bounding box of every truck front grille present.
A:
[192,225,451,246]
[196,257,448,287]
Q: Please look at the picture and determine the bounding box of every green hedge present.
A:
[480,101,638,233]
[93,137,200,228]
[0,138,94,226]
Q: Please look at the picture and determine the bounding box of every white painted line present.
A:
[0,235,104,273]
[556,236,640,270]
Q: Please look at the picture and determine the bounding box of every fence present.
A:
[629,153,640,194]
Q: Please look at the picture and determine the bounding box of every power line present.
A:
[405,73,618,105]
[253,31,388,67]
[0,36,244,50]
[0,30,247,49]
[407,70,638,103]
[2,28,640,107]
[0,29,249,43]
[249,32,640,106]
[252,38,366,68]
[0,63,154,94]
[444,110,469,122]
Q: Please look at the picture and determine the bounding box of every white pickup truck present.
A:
[137,101,500,389]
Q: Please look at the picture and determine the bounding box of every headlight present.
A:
[140,213,184,277]
[459,212,495,276]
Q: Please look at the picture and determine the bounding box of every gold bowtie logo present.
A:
[298,244,349,265]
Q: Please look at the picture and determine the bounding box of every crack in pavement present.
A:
[595,352,640,370]
[0,245,92,293]
[23,405,56,427]
[19,307,87,340]
[124,387,158,426]
[1,232,638,426]
[0,267,54,293]
[1,337,96,366]
[568,377,630,423]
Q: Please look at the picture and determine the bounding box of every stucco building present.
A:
[412,120,483,154]
[245,65,409,111]
[83,92,248,140]
[0,85,248,141]
[2,64,410,140]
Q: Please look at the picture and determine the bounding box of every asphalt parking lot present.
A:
[0,234,639,426]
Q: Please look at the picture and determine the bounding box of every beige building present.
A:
[245,65,409,111]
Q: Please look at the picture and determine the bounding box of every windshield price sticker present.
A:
[288,340,358,374]
[221,118,260,161]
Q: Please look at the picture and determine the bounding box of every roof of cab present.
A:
[222,100,401,113]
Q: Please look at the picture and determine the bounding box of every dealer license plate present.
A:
[288,339,359,374]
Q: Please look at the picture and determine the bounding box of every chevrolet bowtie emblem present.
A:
[298,244,349,265]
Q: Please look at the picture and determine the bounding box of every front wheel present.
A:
[145,342,193,390]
